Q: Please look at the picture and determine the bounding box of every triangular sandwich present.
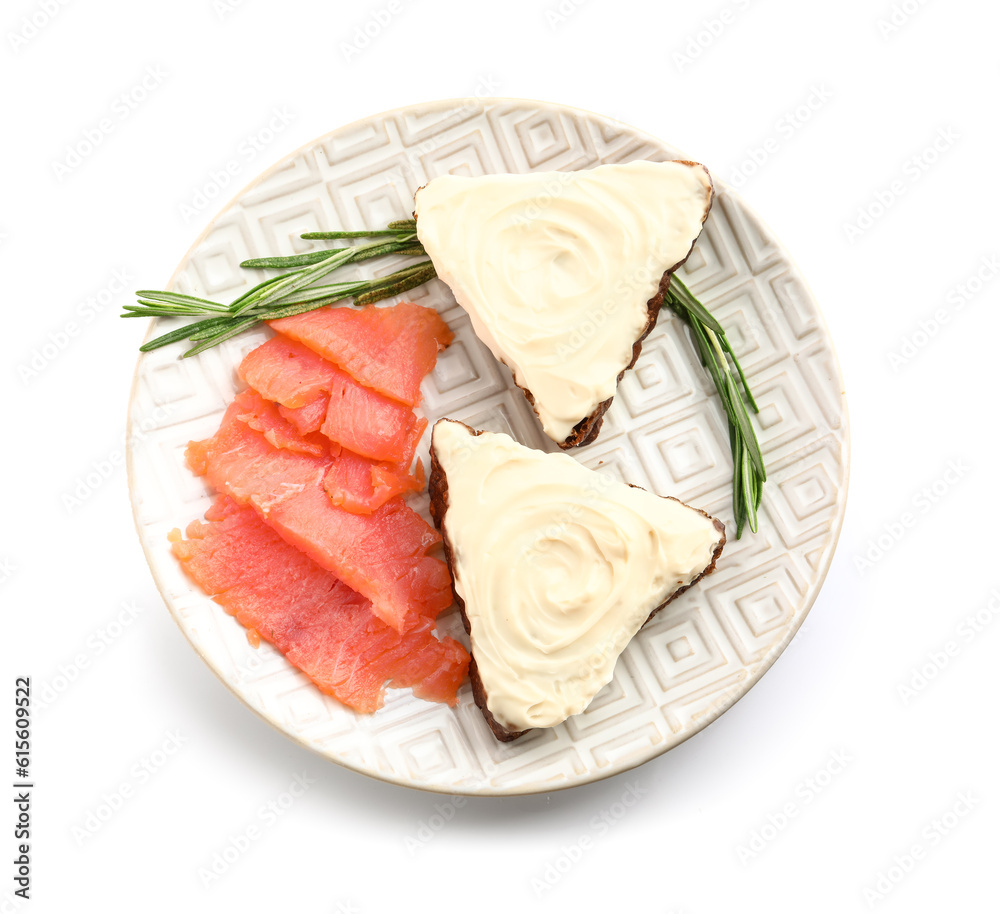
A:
[415,160,714,448]
[428,419,726,741]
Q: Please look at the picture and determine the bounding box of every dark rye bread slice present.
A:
[428,419,726,742]
[415,160,715,450]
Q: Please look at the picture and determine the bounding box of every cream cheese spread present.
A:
[415,161,713,444]
[432,419,724,732]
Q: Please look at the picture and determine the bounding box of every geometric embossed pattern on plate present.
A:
[126,99,849,796]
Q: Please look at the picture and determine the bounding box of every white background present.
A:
[3,0,998,911]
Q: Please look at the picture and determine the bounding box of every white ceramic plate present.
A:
[127,98,849,796]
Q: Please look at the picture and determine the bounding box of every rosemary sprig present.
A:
[300,219,417,240]
[128,225,431,356]
[356,263,436,306]
[666,274,765,537]
[240,236,421,271]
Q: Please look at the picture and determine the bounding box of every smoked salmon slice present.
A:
[279,395,328,436]
[324,453,425,515]
[239,333,426,465]
[265,486,451,631]
[233,390,425,515]
[269,302,454,407]
[238,336,337,409]
[320,369,427,465]
[172,498,469,712]
[187,399,328,513]
[234,390,328,457]
[187,403,452,631]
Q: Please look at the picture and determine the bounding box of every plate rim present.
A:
[125,96,851,796]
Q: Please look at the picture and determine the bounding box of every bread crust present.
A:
[428,419,726,742]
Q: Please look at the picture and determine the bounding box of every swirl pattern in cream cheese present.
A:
[415,161,713,443]
[432,419,724,732]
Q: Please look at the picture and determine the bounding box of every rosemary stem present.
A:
[666,276,765,537]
